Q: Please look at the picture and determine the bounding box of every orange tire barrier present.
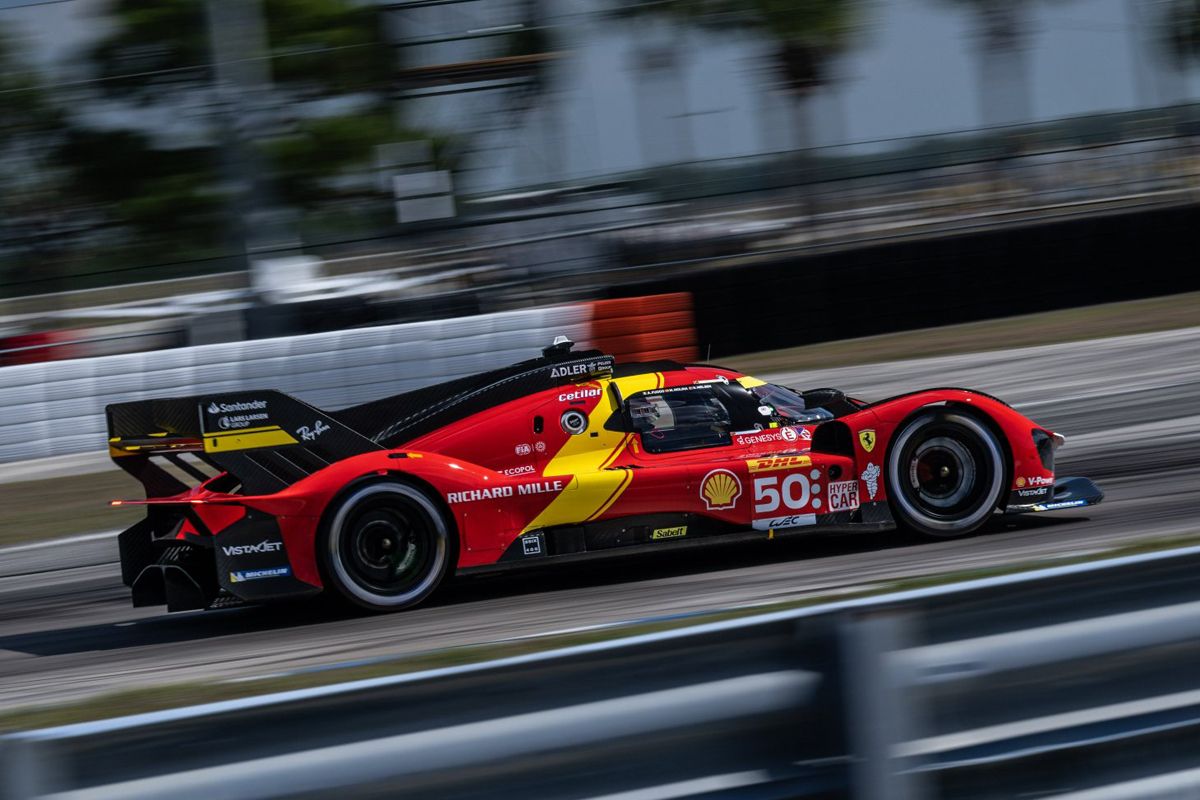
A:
[587,293,697,364]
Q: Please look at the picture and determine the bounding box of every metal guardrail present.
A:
[4,545,1200,799]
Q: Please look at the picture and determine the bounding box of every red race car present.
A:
[107,338,1103,612]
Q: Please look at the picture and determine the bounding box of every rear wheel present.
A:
[885,411,1005,538]
[321,481,452,611]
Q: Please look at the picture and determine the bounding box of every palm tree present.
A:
[498,0,567,183]
[611,0,867,155]
[944,0,1035,128]
[1164,0,1200,64]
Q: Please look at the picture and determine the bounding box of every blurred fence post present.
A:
[841,609,923,800]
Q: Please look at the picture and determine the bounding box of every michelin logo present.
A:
[230,566,291,583]
[861,463,881,500]
[222,540,283,557]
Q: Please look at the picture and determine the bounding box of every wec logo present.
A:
[222,540,283,557]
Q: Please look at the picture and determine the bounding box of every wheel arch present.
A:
[884,401,1013,523]
[314,469,462,589]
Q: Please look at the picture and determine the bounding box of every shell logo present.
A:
[700,469,742,511]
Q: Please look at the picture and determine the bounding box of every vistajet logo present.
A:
[222,540,283,557]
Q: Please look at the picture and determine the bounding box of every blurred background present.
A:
[1,0,1199,359]
[4,4,1200,797]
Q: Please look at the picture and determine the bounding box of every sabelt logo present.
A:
[747,455,812,474]
[651,526,687,540]
[222,539,283,557]
[700,469,742,511]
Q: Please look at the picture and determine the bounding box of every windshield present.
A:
[750,384,834,424]
[627,388,732,453]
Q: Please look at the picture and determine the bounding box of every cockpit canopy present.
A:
[620,381,859,454]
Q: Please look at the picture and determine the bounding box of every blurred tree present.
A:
[90,0,392,103]
[1164,0,1200,64]
[0,28,79,293]
[939,0,1056,128]
[71,0,415,264]
[496,0,565,182]
[611,0,866,154]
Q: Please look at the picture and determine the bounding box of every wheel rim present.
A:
[888,413,1004,534]
[328,484,448,607]
[908,437,976,511]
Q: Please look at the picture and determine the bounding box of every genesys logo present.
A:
[222,540,283,557]
[733,426,810,446]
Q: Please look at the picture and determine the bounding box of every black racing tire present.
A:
[885,410,1006,539]
[320,480,453,612]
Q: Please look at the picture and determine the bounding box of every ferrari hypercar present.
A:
[107,337,1103,612]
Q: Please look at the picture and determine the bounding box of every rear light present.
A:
[1032,429,1055,471]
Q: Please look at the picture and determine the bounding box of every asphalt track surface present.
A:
[1,327,1198,712]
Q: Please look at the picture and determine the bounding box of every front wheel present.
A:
[885,411,1006,538]
[321,480,453,611]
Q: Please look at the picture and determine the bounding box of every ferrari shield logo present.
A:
[858,429,876,453]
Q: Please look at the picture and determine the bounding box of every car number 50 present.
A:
[754,474,811,514]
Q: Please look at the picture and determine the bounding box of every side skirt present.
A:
[458,502,896,576]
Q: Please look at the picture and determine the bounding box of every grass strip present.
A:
[0,470,142,547]
[4,531,1199,734]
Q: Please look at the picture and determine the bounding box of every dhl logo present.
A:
[746,455,812,474]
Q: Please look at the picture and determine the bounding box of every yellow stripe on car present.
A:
[203,426,298,452]
[521,372,661,532]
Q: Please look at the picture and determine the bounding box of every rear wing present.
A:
[107,390,382,497]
